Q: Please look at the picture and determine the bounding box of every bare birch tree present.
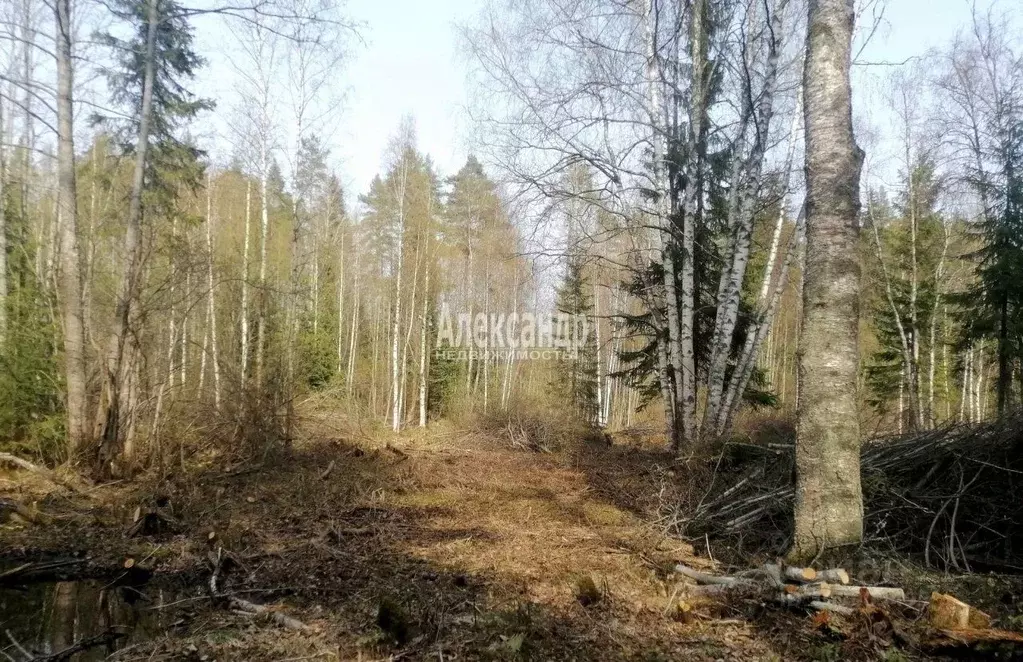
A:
[54,0,87,455]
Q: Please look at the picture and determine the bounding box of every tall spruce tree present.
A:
[94,0,210,473]
[553,259,599,423]
[965,119,1023,415]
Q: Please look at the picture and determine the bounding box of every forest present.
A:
[0,0,1022,658]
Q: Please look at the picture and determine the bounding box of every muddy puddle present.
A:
[0,569,190,660]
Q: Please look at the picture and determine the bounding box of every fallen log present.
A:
[809,600,855,616]
[785,583,904,601]
[0,499,50,525]
[688,583,752,596]
[677,563,848,587]
[816,568,851,585]
[826,585,905,601]
[783,566,818,583]
[678,562,904,605]
[0,453,90,495]
[229,596,309,632]
[675,564,738,586]
[777,566,849,585]
[923,627,1023,654]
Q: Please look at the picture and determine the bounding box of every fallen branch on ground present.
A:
[0,559,88,586]
[208,545,310,632]
[0,453,90,495]
[684,418,1023,570]
[31,630,126,661]
[228,596,309,631]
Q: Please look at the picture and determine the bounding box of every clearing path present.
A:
[1,423,787,660]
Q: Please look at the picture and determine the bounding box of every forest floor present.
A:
[1,413,1021,661]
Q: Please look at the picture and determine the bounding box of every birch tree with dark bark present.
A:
[790,0,865,561]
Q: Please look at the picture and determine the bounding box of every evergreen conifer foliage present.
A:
[553,259,599,423]
[97,0,212,197]
[965,120,1023,415]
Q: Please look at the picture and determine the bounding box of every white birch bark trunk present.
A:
[722,205,806,432]
[898,366,905,434]
[241,181,251,383]
[205,173,221,409]
[907,149,923,430]
[336,232,345,373]
[976,342,986,421]
[482,262,490,412]
[718,90,802,434]
[868,200,919,427]
[705,0,785,435]
[346,253,361,396]
[256,141,270,387]
[399,241,422,423]
[595,288,605,428]
[926,223,949,426]
[645,0,685,449]
[418,265,430,427]
[678,0,706,449]
[960,345,971,422]
[391,169,408,432]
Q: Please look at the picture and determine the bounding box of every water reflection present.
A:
[0,576,183,660]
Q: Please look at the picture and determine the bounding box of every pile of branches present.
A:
[471,409,595,454]
[684,418,1023,570]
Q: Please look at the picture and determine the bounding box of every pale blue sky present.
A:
[338,0,478,197]
[193,0,1011,201]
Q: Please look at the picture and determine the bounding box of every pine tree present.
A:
[553,259,598,423]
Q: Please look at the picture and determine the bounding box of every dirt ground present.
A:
[2,415,1021,661]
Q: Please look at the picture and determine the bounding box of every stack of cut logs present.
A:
[675,562,905,616]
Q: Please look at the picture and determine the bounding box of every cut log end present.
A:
[929,592,991,630]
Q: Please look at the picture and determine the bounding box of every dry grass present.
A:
[8,409,1003,661]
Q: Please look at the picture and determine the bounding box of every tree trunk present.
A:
[790,0,864,561]
[705,0,785,436]
[645,0,684,450]
[868,200,919,429]
[336,232,345,373]
[256,141,270,388]
[960,345,971,422]
[927,223,950,426]
[97,0,160,474]
[678,0,707,449]
[390,187,406,432]
[0,95,6,347]
[719,89,802,434]
[905,134,924,430]
[418,265,430,427]
[398,239,422,423]
[54,0,88,456]
[204,173,221,409]
[241,181,251,383]
[346,253,361,396]
[723,207,806,432]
